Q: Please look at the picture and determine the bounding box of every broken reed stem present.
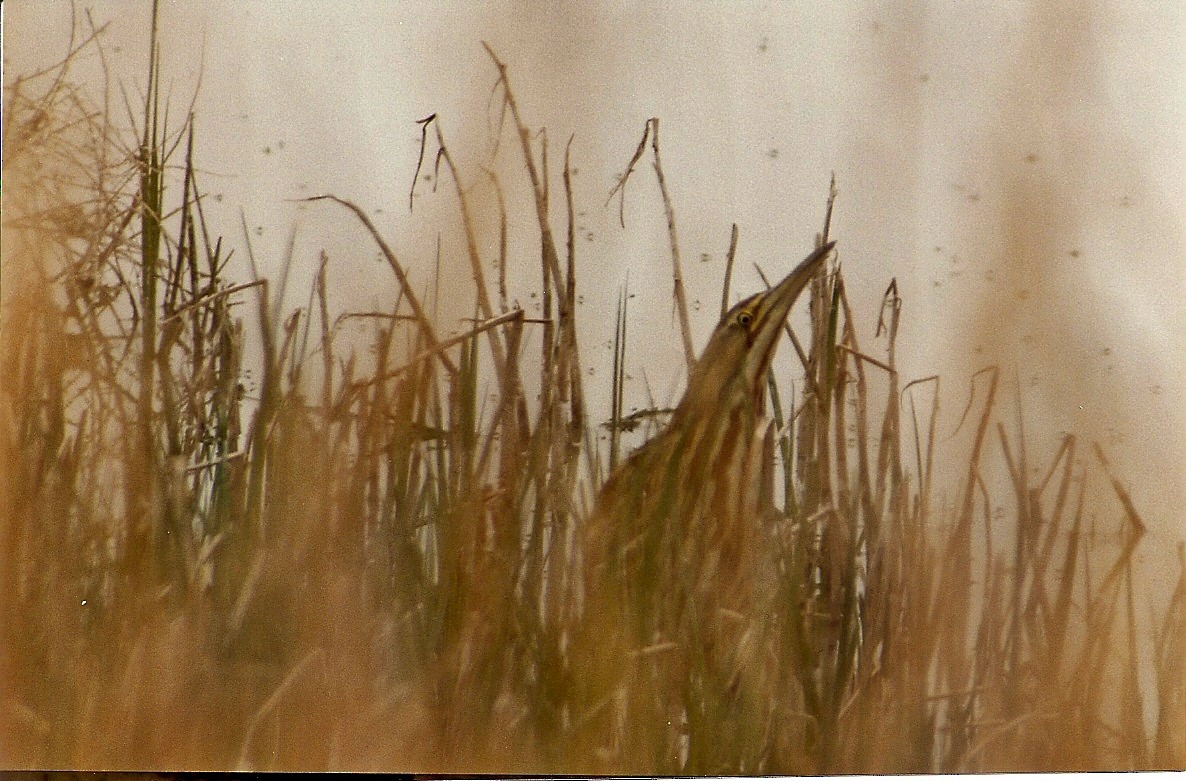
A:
[902,373,940,516]
[606,117,695,372]
[648,118,696,372]
[1093,440,1147,535]
[606,116,648,229]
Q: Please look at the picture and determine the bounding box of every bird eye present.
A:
[737,311,753,327]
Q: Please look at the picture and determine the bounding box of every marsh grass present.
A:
[2,16,1183,773]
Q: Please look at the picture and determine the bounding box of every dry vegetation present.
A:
[2,16,1183,773]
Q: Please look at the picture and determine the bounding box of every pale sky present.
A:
[6,2,1184,563]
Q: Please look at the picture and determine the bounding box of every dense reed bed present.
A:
[2,16,1182,773]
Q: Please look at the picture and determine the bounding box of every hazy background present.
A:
[6,2,1183,572]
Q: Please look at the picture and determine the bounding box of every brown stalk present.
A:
[1092,441,1147,534]
[430,121,509,380]
[649,119,695,371]
[562,135,588,445]
[481,44,568,317]
[303,194,455,376]
[606,117,696,371]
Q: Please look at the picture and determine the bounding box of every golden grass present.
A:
[2,16,1182,773]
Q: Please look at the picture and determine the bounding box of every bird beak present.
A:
[743,240,835,388]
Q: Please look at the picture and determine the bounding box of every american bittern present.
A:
[575,240,835,769]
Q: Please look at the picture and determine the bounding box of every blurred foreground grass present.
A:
[1,17,1182,773]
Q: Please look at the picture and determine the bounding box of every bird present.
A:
[574,240,835,770]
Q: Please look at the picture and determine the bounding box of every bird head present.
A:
[680,241,834,418]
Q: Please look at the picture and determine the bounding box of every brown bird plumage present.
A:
[575,241,834,769]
